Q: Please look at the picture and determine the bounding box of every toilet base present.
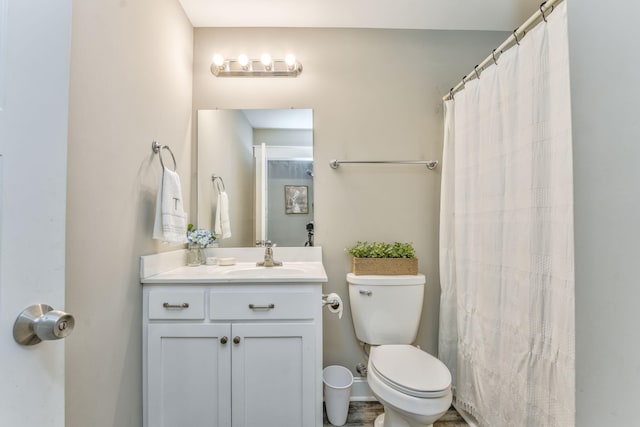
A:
[373,412,433,427]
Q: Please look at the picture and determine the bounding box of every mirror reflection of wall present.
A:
[197,109,313,247]
[254,145,314,247]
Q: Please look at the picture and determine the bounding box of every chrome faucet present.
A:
[257,241,282,267]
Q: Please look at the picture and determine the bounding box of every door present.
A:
[254,142,267,243]
[231,322,316,427]
[0,0,72,425]
[147,323,232,427]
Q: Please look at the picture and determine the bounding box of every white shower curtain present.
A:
[439,2,574,426]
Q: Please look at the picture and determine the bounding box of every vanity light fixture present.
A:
[212,54,225,68]
[210,53,303,77]
[260,53,273,71]
[237,54,249,69]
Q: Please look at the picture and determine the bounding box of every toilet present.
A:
[347,273,452,427]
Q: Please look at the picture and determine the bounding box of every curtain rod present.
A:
[443,0,565,101]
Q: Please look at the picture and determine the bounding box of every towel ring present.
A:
[152,141,177,172]
[212,174,226,192]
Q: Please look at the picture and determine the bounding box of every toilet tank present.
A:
[347,273,425,345]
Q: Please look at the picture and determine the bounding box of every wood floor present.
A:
[323,401,469,427]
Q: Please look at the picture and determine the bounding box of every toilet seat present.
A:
[370,345,451,398]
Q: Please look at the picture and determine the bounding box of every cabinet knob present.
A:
[233,336,241,344]
[220,336,228,344]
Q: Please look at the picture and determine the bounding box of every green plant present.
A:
[345,241,415,259]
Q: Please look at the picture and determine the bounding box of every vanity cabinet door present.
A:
[148,323,232,427]
[230,322,316,427]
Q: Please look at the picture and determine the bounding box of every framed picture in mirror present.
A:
[285,185,308,214]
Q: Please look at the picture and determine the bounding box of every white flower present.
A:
[187,229,217,247]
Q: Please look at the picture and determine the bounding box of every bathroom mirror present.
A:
[197,109,314,247]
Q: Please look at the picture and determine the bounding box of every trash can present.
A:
[323,365,354,426]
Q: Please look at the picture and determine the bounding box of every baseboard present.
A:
[350,376,376,401]
[452,402,479,427]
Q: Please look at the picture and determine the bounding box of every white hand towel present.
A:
[214,191,232,239]
[153,168,188,243]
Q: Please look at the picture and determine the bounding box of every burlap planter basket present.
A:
[351,257,418,275]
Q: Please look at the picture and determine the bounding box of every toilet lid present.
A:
[370,345,451,398]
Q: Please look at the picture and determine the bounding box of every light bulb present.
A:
[238,54,249,68]
[212,54,225,68]
[260,53,272,69]
[285,54,296,69]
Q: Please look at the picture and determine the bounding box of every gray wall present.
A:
[193,27,507,373]
[569,2,640,425]
[66,0,193,425]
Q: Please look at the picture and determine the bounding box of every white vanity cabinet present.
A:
[147,322,232,427]
[142,283,323,427]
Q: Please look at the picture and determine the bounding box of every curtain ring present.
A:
[461,75,467,88]
[492,49,498,65]
[540,1,554,22]
[540,2,548,22]
[513,28,520,45]
[449,88,454,100]
[474,65,481,80]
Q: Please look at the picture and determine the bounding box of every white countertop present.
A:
[140,248,327,284]
[141,261,327,284]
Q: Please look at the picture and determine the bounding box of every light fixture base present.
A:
[211,59,302,77]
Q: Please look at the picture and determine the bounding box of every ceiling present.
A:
[188,1,543,129]
[242,109,313,130]
[178,0,542,31]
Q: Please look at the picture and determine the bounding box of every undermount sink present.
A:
[221,265,307,277]
[211,261,327,282]
[141,259,327,284]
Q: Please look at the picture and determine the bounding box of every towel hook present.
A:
[152,141,177,172]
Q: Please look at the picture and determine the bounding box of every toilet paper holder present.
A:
[322,294,340,310]
[322,293,344,319]
[13,304,75,346]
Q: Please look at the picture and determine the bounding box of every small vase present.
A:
[187,244,204,266]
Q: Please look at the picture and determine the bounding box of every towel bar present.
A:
[329,159,438,170]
